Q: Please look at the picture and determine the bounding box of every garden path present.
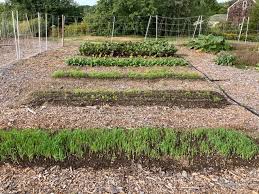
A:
[178,46,259,116]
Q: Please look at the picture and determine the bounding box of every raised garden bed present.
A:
[52,69,203,80]
[26,90,230,109]
[79,40,177,57]
[66,57,188,67]
[0,128,258,171]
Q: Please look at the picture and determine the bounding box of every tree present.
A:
[84,0,221,35]
[5,0,82,16]
[250,0,259,30]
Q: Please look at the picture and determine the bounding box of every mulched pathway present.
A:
[0,164,258,193]
[178,47,259,115]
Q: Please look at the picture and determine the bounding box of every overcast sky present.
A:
[0,0,231,6]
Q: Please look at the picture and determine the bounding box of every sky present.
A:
[0,0,230,5]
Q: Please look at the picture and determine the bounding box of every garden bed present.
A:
[26,90,230,109]
[0,128,258,171]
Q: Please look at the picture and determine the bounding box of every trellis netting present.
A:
[0,11,61,67]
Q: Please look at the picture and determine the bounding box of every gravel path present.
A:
[0,164,258,193]
[178,47,259,114]
[0,39,60,67]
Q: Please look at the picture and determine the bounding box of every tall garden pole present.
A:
[145,16,152,41]
[61,15,65,47]
[199,15,203,36]
[57,16,60,39]
[25,13,32,37]
[156,15,158,40]
[238,17,245,42]
[12,11,19,60]
[192,16,200,39]
[245,17,250,43]
[111,16,115,42]
[16,11,21,59]
[45,13,48,50]
[38,12,41,52]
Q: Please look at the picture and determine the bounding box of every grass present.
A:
[52,69,203,80]
[0,128,257,162]
[66,57,189,67]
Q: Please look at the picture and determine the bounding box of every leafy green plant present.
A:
[256,64,259,71]
[0,128,257,162]
[66,57,188,67]
[215,52,237,66]
[79,40,177,57]
[189,34,231,53]
[52,68,202,80]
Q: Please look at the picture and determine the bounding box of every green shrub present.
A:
[79,40,177,57]
[66,57,188,67]
[256,64,259,71]
[189,34,231,53]
[0,128,257,162]
[215,52,237,66]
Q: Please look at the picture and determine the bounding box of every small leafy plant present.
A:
[189,34,231,53]
[66,57,188,67]
[79,40,177,57]
[215,52,237,66]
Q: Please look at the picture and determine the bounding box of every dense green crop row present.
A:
[79,41,177,57]
[189,34,231,53]
[52,69,202,80]
[66,57,188,67]
[0,128,257,162]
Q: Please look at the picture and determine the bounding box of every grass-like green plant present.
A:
[52,69,87,78]
[215,52,237,66]
[52,69,202,80]
[0,128,257,162]
[189,34,231,53]
[79,40,177,57]
[66,57,189,67]
[256,64,259,71]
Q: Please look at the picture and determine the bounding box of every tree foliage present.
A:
[4,0,82,16]
[84,0,221,35]
[250,0,259,30]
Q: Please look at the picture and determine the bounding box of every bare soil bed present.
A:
[26,90,229,109]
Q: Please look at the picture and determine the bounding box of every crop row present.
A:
[52,69,202,80]
[66,57,188,67]
[0,128,257,162]
[79,40,177,57]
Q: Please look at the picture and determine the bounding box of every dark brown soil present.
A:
[25,90,231,109]
[3,154,259,173]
